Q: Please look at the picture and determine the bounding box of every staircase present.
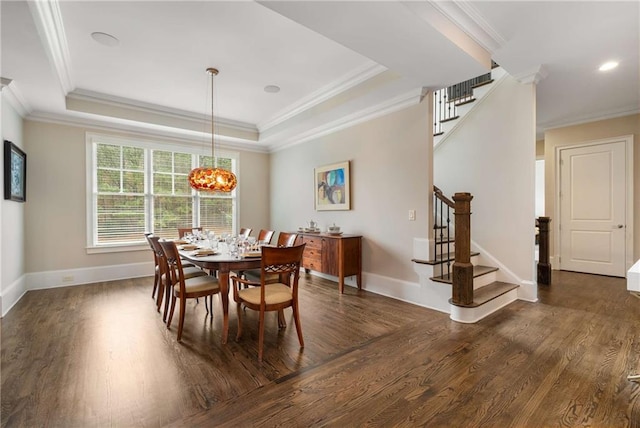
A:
[433,65,507,147]
[412,187,520,323]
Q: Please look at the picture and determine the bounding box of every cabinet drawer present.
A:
[303,247,322,260]
[303,256,323,271]
[302,236,323,249]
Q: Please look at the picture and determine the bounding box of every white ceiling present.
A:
[2,1,638,151]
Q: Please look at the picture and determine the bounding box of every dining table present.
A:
[178,246,262,344]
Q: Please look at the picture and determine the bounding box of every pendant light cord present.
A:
[206,67,219,166]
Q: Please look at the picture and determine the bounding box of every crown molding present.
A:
[27,0,74,94]
[66,89,258,136]
[267,87,424,152]
[26,110,268,153]
[513,65,548,85]
[428,0,506,53]
[257,61,387,132]
[539,106,640,135]
[1,78,31,117]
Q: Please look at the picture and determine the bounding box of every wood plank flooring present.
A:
[1,270,639,427]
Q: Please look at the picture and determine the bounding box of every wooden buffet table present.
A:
[295,232,362,293]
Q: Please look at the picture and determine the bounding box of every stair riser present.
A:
[473,271,496,289]
[450,288,518,323]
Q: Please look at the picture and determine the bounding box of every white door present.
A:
[559,141,627,277]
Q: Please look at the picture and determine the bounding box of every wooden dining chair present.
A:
[231,244,306,361]
[241,232,299,284]
[150,237,208,320]
[160,240,222,342]
[239,228,252,238]
[276,232,298,248]
[144,233,160,301]
[178,226,203,238]
[257,229,275,244]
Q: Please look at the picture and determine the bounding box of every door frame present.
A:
[554,135,634,274]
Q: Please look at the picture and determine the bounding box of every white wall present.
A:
[270,100,431,283]
[1,91,27,315]
[434,75,537,292]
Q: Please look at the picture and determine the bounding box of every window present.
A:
[87,133,237,251]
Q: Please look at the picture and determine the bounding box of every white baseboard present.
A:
[366,270,452,314]
[304,269,450,315]
[518,280,538,302]
[1,275,28,317]
[26,262,154,291]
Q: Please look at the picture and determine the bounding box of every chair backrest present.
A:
[178,227,202,238]
[276,232,298,248]
[159,240,187,294]
[260,244,306,287]
[257,229,275,244]
[148,236,169,271]
[239,228,252,238]
[144,233,156,255]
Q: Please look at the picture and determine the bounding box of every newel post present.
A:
[537,217,551,285]
[452,192,473,306]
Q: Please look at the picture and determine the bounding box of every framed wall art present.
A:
[4,140,26,202]
[315,160,350,211]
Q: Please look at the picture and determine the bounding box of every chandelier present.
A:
[188,67,237,192]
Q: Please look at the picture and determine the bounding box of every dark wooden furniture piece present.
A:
[256,229,275,244]
[296,232,362,293]
[239,228,252,238]
[144,233,160,301]
[231,244,306,361]
[148,236,207,318]
[160,241,221,342]
[179,249,262,344]
[242,232,300,284]
[178,226,203,238]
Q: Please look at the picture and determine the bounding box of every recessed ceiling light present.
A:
[599,61,618,72]
[91,32,119,47]
[264,85,280,93]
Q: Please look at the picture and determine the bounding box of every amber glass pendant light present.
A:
[188,67,237,192]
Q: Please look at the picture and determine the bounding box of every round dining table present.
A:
[178,249,262,344]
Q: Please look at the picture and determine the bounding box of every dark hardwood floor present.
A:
[2,270,639,427]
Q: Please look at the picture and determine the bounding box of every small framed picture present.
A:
[4,140,26,202]
[315,161,350,211]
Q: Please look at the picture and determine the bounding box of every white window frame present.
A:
[85,132,239,253]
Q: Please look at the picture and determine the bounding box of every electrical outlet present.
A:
[408,210,416,221]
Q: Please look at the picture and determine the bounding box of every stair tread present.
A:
[413,251,479,266]
[454,97,476,107]
[449,281,519,308]
[429,264,497,283]
[471,79,494,89]
[440,115,459,123]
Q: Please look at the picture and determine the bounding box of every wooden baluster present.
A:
[452,192,473,306]
[537,217,552,285]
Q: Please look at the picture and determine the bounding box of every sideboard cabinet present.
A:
[296,233,362,293]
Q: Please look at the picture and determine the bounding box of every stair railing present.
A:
[433,186,454,279]
[433,62,497,136]
[536,217,551,285]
